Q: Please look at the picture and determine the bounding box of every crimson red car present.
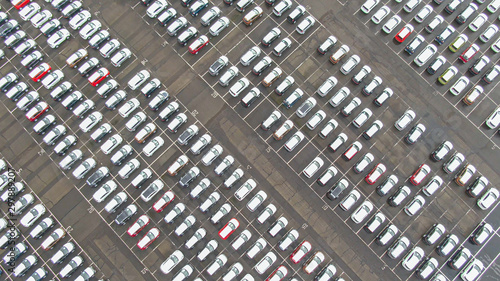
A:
[13,0,31,9]
[218,218,239,240]
[395,24,414,43]
[410,164,431,186]
[26,101,49,122]
[127,215,150,237]
[88,67,110,87]
[29,63,51,82]
[152,191,175,213]
[137,228,160,250]
[365,163,387,185]
[459,44,480,63]
[290,240,312,264]
[266,265,288,281]
[188,35,209,54]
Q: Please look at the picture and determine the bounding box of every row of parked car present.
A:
[361,0,500,102]
[0,161,94,280]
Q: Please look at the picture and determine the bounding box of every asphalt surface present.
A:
[0,0,498,280]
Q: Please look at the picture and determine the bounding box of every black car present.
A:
[86,167,109,187]
[208,56,229,76]
[179,167,200,187]
[0,19,19,38]
[326,179,348,200]
[142,0,154,5]
[52,0,71,11]
[114,204,137,225]
[181,0,195,7]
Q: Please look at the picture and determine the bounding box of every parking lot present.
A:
[0,0,499,280]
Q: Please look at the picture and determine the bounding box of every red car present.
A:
[365,163,387,185]
[152,191,175,213]
[137,228,160,250]
[88,67,110,87]
[459,44,480,63]
[29,63,51,82]
[127,215,150,237]
[26,101,49,122]
[343,141,362,161]
[410,164,431,186]
[188,35,209,54]
[218,218,239,240]
[395,24,414,43]
[266,265,288,281]
[290,240,312,264]
[13,0,30,9]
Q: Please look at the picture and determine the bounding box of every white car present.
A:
[231,229,252,250]
[351,200,373,223]
[210,203,231,224]
[340,190,360,211]
[240,46,262,66]
[92,180,117,203]
[247,238,267,259]
[69,10,91,30]
[371,6,390,24]
[197,240,218,261]
[47,29,70,48]
[207,254,228,275]
[404,195,426,216]
[201,144,223,166]
[360,0,380,13]
[395,109,416,130]
[247,190,267,212]
[185,228,206,249]
[20,204,45,227]
[79,111,103,133]
[404,0,422,13]
[199,192,220,213]
[118,98,140,118]
[128,70,150,90]
[477,188,499,210]
[255,252,277,274]
[284,131,305,152]
[485,107,500,129]
[450,76,470,96]
[278,229,299,250]
[303,157,324,178]
[143,136,164,157]
[303,251,325,274]
[30,217,54,239]
[101,134,123,155]
[50,242,74,264]
[160,250,184,274]
[31,10,52,28]
[402,246,424,271]
[175,215,196,236]
[72,158,96,179]
[118,159,140,179]
[461,259,484,281]
[382,15,402,34]
[79,20,102,40]
[224,168,244,188]
[19,3,41,21]
[147,0,168,18]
